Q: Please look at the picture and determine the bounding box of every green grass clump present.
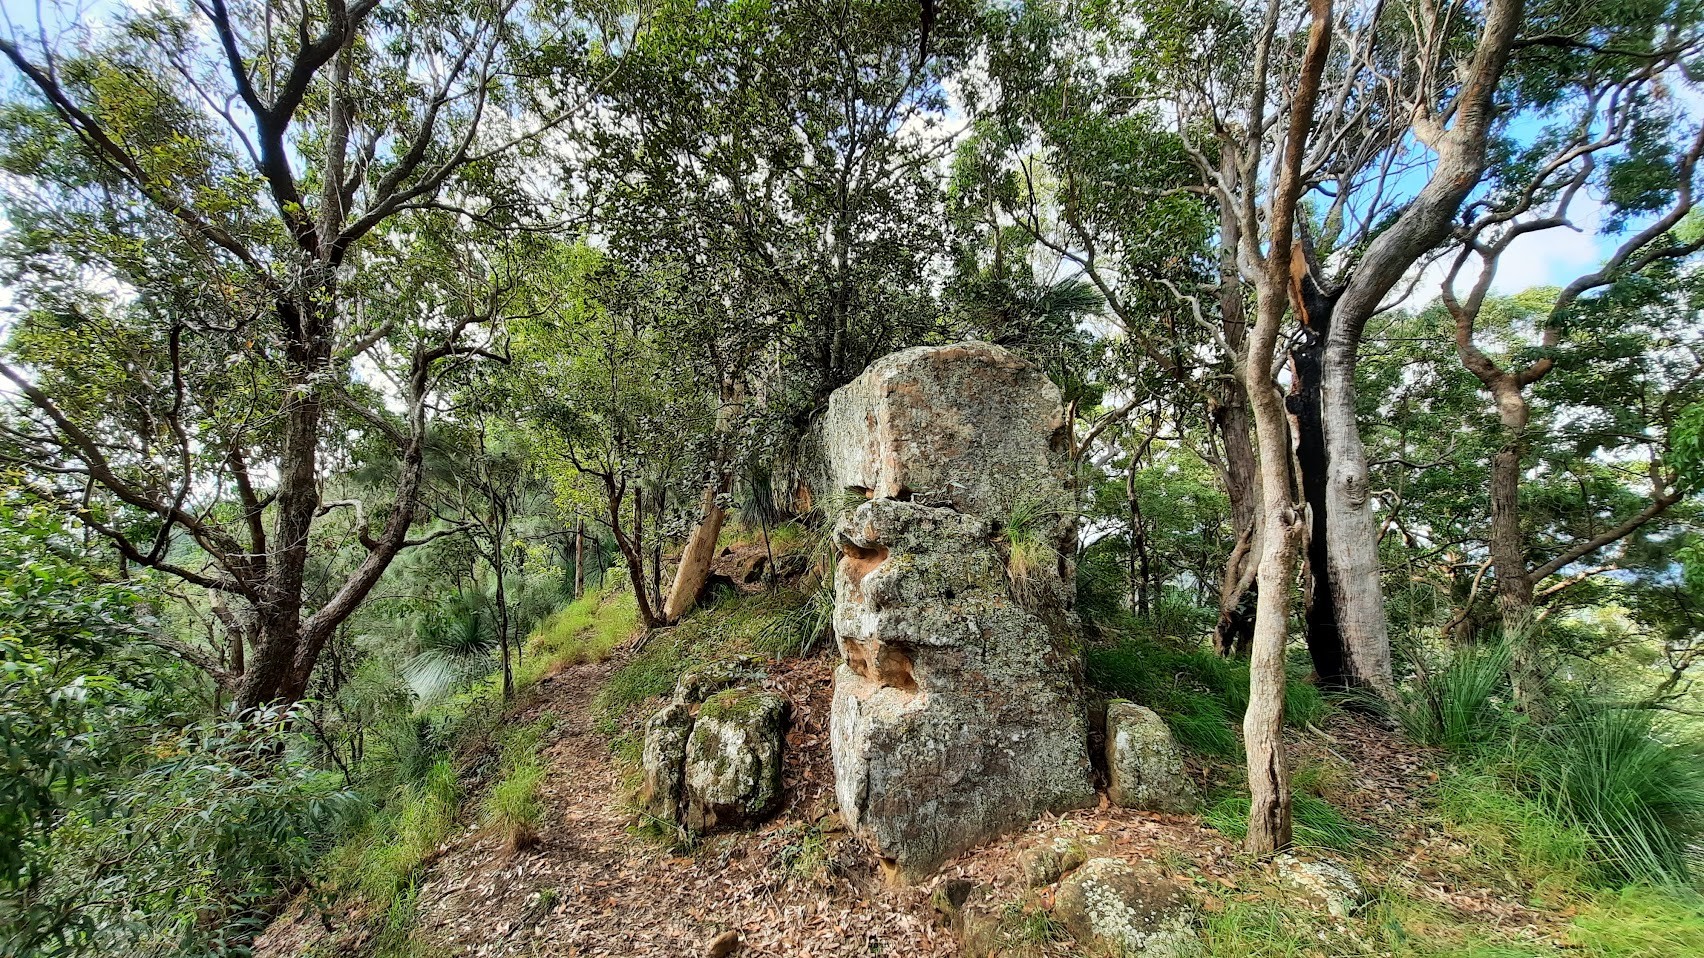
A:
[1435,770,1596,890]
[483,761,545,855]
[1568,885,1704,957]
[325,757,461,909]
[1087,636,1329,756]
[1400,641,1514,749]
[1204,791,1373,851]
[481,717,551,854]
[520,590,638,684]
[1511,707,1704,886]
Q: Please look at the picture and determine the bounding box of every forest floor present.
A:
[254,575,1702,958]
[256,640,1583,958]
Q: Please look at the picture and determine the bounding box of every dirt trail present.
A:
[407,656,954,958]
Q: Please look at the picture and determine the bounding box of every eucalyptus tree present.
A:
[0,0,607,707]
[504,242,712,630]
[966,4,1250,651]
[1437,25,1704,691]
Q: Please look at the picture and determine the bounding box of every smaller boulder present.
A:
[1054,858,1199,958]
[1274,855,1366,918]
[1105,701,1199,813]
[640,701,694,823]
[682,689,787,831]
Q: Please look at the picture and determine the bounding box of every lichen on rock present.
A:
[824,342,1094,882]
[1105,700,1199,813]
[1053,858,1200,958]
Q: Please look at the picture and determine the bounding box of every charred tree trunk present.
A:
[574,517,586,599]
[1213,181,1261,658]
[1285,261,1393,696]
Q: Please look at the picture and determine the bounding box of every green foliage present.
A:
[1087,635,1329,756]
[521,590,640,685]
[1512,707,1704,886]
[32,710,360,957]
[325,758,460,913]
[1204,792,1373,852]
[1400,641,1517,749]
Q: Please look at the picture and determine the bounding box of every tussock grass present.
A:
[1512,707,1704,886]
[521,590,639,683]
[1087,636,1329,757]
[483,761,545,855]
[1399,640,1515,749]
[324,757,461,911]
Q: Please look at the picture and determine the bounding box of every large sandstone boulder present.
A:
[1105,701,1199,813]
[1053,858,1199,957]
[825,342,1094,881]
[640,668,787,834]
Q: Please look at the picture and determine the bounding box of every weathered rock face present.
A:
[640,669,786,834]
[825,342,1094,881]
[1053,858,1200,958]
[682,688,786,832]
[1105,700,1199,813]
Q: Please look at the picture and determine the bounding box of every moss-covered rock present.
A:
[682,688,787,832]
[640,701,694,824]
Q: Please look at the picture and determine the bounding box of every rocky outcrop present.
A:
[1053,858,1200,957]
[825,342,1094,881]
[640,667,787,833]
[1105,700,1199,813]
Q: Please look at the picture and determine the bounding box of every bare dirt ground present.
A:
[402,655,949,958]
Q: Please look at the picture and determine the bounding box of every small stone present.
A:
[1053,858,1200,958]
[929,878,982,930]
[706,928,741,957]
[682,688,787,832]
[1105,700,1199,813]
[1275,854,1366,918]
[1015,830,1109,887]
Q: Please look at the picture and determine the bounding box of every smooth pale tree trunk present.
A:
[1244,352,1300,855]
[1320,332,1395,697]
[1212,184,1262,658]
[663,478,731,622]
[662,381,744,623]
